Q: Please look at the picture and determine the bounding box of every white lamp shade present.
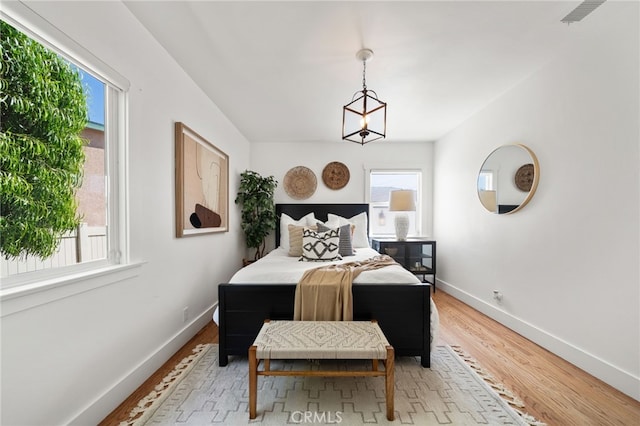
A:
[389,190,416,212]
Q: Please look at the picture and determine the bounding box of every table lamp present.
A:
[389,190,416,241]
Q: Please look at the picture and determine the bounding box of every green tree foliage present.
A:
[0,20,88,259]
[235,170,278,260]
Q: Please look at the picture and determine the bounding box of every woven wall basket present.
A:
[322,161,350,190]
[283,166,317,199]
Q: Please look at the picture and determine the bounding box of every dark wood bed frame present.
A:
[217,203,431,367]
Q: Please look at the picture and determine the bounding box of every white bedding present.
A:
[229,247,421,284]
[213,247,440,348]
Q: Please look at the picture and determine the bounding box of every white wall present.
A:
[0,2,251,425]
[434,2,639,400]
[249,141,434,248]
[1,2,636,425]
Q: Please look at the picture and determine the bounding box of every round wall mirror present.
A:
[477,144,540,214]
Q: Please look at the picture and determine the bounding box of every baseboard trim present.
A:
[68,304,216,425]
[436,279,640,401]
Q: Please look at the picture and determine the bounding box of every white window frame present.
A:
[366,168,423,238]
[0,3,135,303]
[478,170,495,191]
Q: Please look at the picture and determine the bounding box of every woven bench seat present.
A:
[254,320,391,359]
[249,320,395,421]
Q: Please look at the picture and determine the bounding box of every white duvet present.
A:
[230,247,421,284]
[213,247,439,346]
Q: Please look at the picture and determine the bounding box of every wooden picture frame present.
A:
[175,122,229,237]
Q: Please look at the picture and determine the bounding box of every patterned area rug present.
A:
[122,344,544,425]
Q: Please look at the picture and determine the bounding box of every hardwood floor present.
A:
[98,324,218,426]
[434,291,639,426]
[99,290,640,425]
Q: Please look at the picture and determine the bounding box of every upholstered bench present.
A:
[249,320,395,420]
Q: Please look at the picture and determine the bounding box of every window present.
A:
[477,170,495,191]
[0,8,129,290]
[368,170,422,237]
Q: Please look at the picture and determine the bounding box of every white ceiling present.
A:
[124,1,601,143]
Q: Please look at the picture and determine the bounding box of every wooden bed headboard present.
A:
[275,203,369,247]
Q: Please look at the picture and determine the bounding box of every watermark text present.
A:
[290,411,343,424]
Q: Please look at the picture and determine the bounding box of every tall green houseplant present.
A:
[0,20,88,259]
[235,170,278,261]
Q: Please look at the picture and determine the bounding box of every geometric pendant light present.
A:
[342,48,387,145]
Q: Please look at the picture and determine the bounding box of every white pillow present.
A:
[279,212,316,250]
[327,212,369,248]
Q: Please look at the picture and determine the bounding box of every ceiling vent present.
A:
[561,0,607,24]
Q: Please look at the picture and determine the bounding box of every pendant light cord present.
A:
[362,59,367,91]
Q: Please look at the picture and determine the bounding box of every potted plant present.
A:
[235,170,278,263]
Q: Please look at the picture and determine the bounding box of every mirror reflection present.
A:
[477,144,539,214]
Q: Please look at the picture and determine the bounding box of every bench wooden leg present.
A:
[385,346,395,421]
[249,345,257,419]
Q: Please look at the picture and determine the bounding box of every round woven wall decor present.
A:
[514,163,535,192]
[322,161,350,190]
[283,166,317,200]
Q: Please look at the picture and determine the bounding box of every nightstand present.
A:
[371,238,437,292]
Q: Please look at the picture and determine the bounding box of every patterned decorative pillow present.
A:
[300,228,342,262]
[316,222,354,256]
[288,224,318,257]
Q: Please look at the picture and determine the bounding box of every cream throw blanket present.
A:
[293,255,398,321]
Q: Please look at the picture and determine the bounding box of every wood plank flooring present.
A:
[99,290,640,425]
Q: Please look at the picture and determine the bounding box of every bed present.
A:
[215,203,437,367]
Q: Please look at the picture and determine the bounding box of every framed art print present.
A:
[175,122,229,237]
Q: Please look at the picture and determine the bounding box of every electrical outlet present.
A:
[183,307,189,322]
[493,290,503,303]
